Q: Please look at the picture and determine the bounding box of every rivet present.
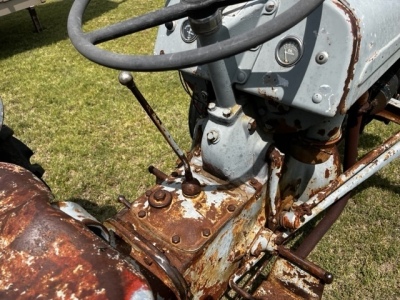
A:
[312,93,323,103]
[237,71,247,83]
[172,235,181,244]
[227,204,236,212]
[138,210,146,218]
[315,51,329,64]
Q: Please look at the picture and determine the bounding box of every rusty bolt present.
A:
[154,190,166,201]
[145,190,152,197]
[138,210,146,218]
[202,229,211,237]
[143,256,153,266]
[227,204,236,212]
[172,235,181,244]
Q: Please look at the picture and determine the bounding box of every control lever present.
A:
[118,72,201,197]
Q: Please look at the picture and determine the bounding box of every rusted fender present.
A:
[0,163,153,300]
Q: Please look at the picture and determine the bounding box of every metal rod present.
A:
[228,254,265,300]
[118,72,193,182]
[277,245,333,284]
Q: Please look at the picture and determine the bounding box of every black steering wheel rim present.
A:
[68,0,324,72]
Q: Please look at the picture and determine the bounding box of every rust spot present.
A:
[290,136,340,164]
[334,0,361,114]
[0,163,151,299]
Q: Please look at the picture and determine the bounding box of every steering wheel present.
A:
[68,0,324,72]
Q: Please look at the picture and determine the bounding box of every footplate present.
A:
[253,258,325,300]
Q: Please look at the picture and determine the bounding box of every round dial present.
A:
[275,36,303,67]
[180,19,197,43]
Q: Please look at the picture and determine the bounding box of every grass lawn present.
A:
[0,0,399,298]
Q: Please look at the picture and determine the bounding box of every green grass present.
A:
[0,1,399,299]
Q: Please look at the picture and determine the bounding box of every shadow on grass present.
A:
[67,197,118,222]
[0,0,124,60]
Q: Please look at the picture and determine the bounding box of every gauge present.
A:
[275,36,304,67]
[180,19,197,43]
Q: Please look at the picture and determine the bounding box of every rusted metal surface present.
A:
[294,92,367,258]
[277,246,333,284]
[52,201,110,241]
[273,133,341,231]
[266,146,285,230]
[0,163,153,299]
[289,135,341,165]
[253,258,324,300]
[105,158,267,299]
[106,218,188,300]
[335,0,361,114]
[279,130,400,232]
[229,253,266,300]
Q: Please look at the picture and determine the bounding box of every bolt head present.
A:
[207,130,219,143]
[265,0,277,13]
[227,204,236,212]
[154,190,166,201]
[222,108,232,117]
[202,229,211,237]
[172,235,181,244]
[208,102,216,111]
